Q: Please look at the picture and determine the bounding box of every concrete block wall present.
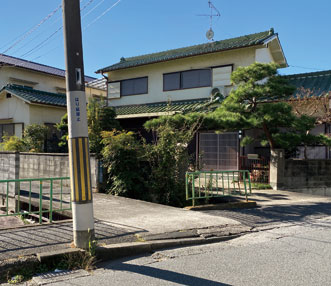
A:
[0,152,99,192]
[270,149,331,196]
[0,152,19,197]
[282,160,331,196]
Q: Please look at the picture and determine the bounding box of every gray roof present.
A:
[0,54,96,82]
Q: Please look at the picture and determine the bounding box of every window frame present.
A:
[0,123,15,142]
[163,68,212,92]
[120,76,148,96]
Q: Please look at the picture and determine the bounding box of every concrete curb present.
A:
[95,234,241,261]
[0,233,243,283]
[185,201,257,211]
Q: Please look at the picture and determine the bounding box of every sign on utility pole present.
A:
[62,0,94,249]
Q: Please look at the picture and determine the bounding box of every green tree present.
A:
[57,99,121,156]
[101,130,149,200]
[206,62,297,150]
[23,124,49,152]
[87,98,121,157]
[290,89,331,158]
[0,135,27,152]
[144,115,203,206]
[56,113,69,152]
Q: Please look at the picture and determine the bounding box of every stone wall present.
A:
[270,149,331,196]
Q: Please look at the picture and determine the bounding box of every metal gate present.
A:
[198,132,239,171]
[239,156,270,183]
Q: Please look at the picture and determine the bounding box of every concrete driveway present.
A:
[93,193,240,234]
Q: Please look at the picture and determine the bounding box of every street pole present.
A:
[62,0,94,249]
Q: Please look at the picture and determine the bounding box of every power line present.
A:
[20,27,63,58]
[82,0,107,19]
[30,0,123,61]
[84,0,122,30]
[289,65,325,71]
[30,0,107,61]
[20,0,97,59]
[2,3,62,54]
[10,14,63,56]
[10,0,89,56]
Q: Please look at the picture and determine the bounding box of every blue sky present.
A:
[1,0,330,78]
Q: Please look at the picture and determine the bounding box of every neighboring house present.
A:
[241,70,331,160]
[0,54,106,141]
[97,29,287,170]
[287,70,331,159]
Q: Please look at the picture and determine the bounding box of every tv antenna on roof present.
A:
[197,0,221,41]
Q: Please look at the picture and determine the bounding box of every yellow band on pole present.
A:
[69,137,92,203]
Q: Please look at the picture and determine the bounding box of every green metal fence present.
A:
[0,177,71,224]
[185,170,252,206]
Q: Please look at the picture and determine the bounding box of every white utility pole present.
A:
[62,0,94,249]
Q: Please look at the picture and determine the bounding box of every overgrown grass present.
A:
[3,236,98,284]
[251,183,272,189]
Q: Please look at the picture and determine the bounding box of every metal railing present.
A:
[185,170,252,206]
[0,177,71,224]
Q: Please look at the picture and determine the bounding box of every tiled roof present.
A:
[97,29,275,73]
[0,84,66,107]
[286,70,331,98]
[0,54,96,82]
[114,98,211,117]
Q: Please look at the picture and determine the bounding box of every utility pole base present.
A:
[74,229,95,249]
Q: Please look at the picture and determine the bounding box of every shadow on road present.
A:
[0,220,143,260]
[106,261,231,286]
[204,202,331,227]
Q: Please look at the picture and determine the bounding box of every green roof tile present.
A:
[114,98,211,117]
[285,70,331,98]
[97,29,275,73]
[1,84,66,107]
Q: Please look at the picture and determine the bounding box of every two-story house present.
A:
[97,29,287,170]
[0,54,106,141]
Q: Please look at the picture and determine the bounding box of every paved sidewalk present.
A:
[204,188,331,228]
[246,188,331,206]
[0,193,239,261]
[2,190,331,262]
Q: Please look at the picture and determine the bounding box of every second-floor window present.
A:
[121,77,148,96]
[163,69,211,91]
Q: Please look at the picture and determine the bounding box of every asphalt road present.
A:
[39,204,331,286]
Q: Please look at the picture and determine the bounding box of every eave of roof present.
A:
[113,98,212,118]
[0,84,67,108]
[97,29,276,73]
[0,54,96,82]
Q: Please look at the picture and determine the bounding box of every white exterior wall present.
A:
[255,48,274,63]
[29,105,66,125]
[0,66,105,98]
[0,66,66,93]
[0,96,30,124]
[0,65,105,138]
[107,47,262,106]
